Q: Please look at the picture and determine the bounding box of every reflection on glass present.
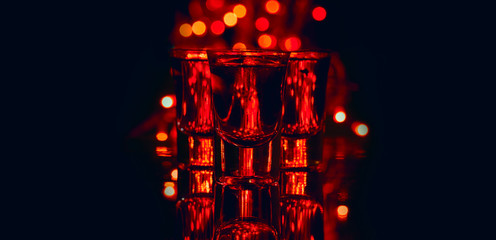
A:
[171,49,213,136]
[282,51,331,137]
[207,50,289,185]
[188,136,214,166]
[176,169,214,240]
[280,170,324,240]
[214,184,279,240]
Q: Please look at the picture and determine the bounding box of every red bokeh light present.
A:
[284,37,301,51]
[206,0,224,11]
[211,20,225,35]
[258,34,276,49]
[255,17,269,31]
[312,6,327,21]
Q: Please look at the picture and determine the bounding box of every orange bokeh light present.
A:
[161,96,174,108]
[179,23,192,37]
[337,205,349,218]
[284,37,301,51]
[334,111,346,123]
[312,6,327,21]
[223,12,237,27]
[233,4,247,18]
[265,0,280,14]
[192,21,206,36]
[258,34,275,49]
[255,17,269,31]
[211,20,225,35]
[156,132,168,141]
[206,0,224,11]
[232,42,247,50]
[171,169,178,181]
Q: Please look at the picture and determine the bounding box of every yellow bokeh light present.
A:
[179,23,192,37]
[233,4,247,18]
[192,21,206,35]
[223,12,238,27]
[232,42,247,50]
[265,0,280,14]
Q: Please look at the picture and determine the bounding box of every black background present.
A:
[13,0,485,239]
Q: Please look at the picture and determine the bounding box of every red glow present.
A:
[233,4,247,18]
[232,42,246,50]
[211,20,225,35]
[284,37,301,51]
[265,0,280,14]
[206,0,224,11]
[179,23,192,37]
[156,132,168,141]
[161,95,174,108]
[192,21,206,36]
[255,17,269,31]
[171,169,178,181]
[223,12,237,27]
[258,34,275,49]
[312,6,327,21]
[352,122,369,137]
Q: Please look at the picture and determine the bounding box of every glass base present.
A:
[214,217,278,240]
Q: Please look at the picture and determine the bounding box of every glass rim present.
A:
[169,48,208,60]
[206,49,290,56]
[289,49,333,59]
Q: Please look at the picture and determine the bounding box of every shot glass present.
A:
[280,50,332,169]
[207,50,290,185]
[170,49,216,239]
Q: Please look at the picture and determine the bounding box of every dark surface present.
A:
[29,0,471,239]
